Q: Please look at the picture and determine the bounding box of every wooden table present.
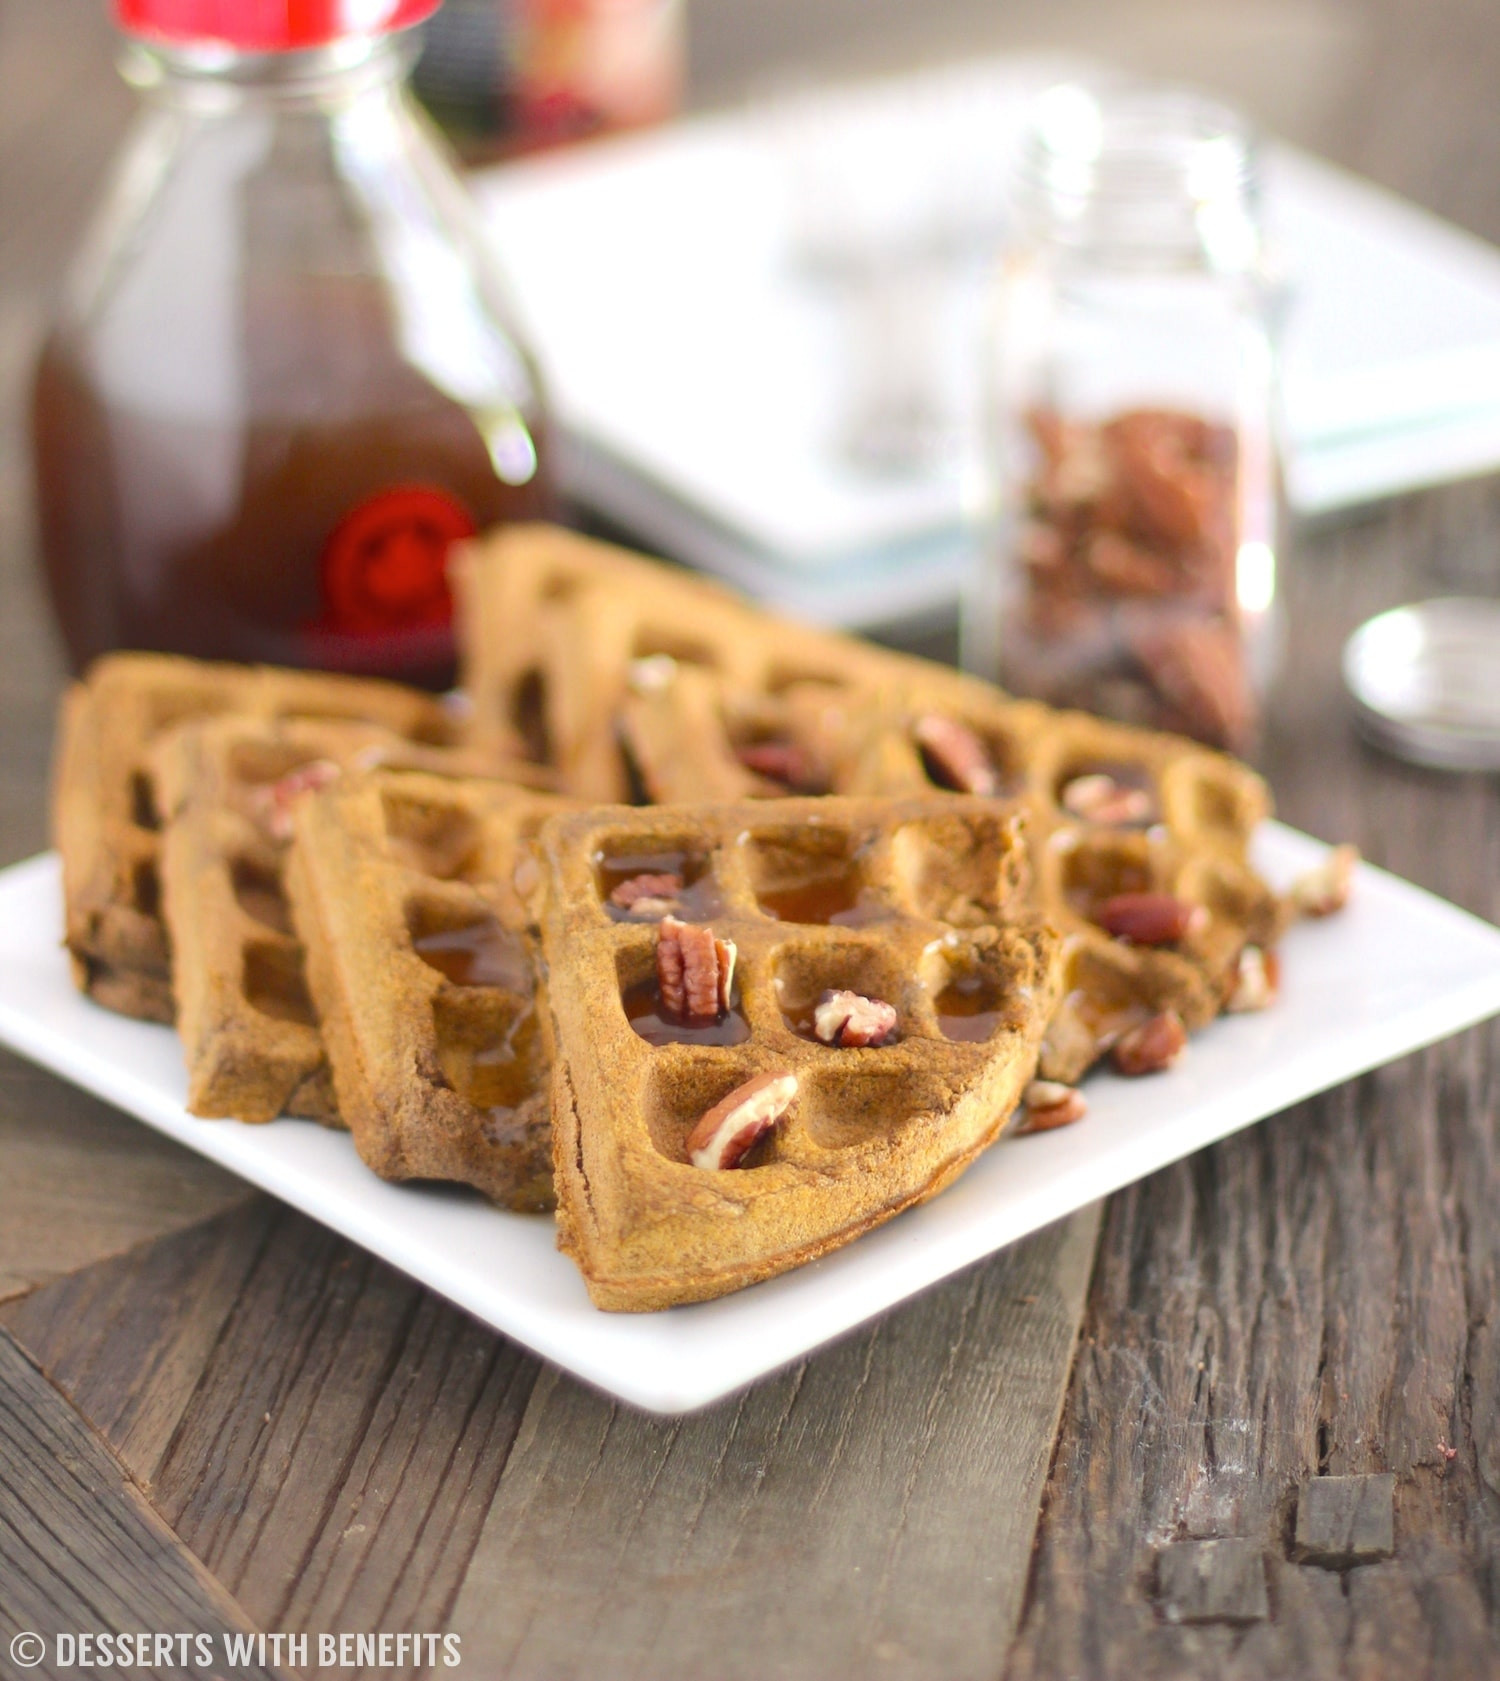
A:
[2,2,1499,1676]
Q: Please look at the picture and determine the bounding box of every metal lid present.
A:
[1343,598,1500,770]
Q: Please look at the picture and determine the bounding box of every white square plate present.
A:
[2,830,1499,1414]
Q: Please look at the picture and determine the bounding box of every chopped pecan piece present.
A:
[1226,944,1279,1012]
[1060,773,1154,827]
[687,1071,798,1170]
[1095,891,1206,946]
[252,758,341,842]
[1018,1079,1088,1132]
[913,714,999,796]
[1289,844,1358,918]
[656,916,736,1023]
[735,739,823,792]
[610,872,683,917]
[1111,1010,1187,1075]
[812,989,899,1048]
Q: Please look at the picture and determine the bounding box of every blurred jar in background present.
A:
[964,82,1281,754]
[32,0,552,690]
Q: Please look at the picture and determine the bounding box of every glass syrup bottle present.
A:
[32,0,553,690]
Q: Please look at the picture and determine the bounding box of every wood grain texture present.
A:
[0,1050,252,1304]
[449,1204,1101,1681]
[0,1327,281,1678]
[3,1191,1100,1679]
[1004,519,1500,1676]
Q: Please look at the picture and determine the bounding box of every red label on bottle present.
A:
[318,484,475,636]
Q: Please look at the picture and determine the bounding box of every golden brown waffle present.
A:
[451,523,934,802]
[608,656,1277,1083]
[53,653,469,1023]
[533,794,1063,1311]
[285,769,573,1211]
[151,715,535,1125]
[834,681,1278,1081]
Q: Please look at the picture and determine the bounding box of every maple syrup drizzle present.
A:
[755,861,884,927]
[414,918,531,991]
[935,971,1008,1042]
[622,977,750,1046]
[595,847,721,920]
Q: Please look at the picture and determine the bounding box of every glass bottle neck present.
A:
[119,31,415,114]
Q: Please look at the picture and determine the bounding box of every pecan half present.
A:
[913,715,999,796]
[1095,891,1206,946]
[1085,531,1182,597]
[1018,1079,1088,1132]
[1289,844,1358,918]
[1111,1010,1187,1075]
[1226,944,1279,1012]
[657,916,736,1023]
[611,872,683,917]
[1130,619,1251,753]
[252,758,341,842]
[735,739,823,792]
[686,1071,798,1170]
[1060,773,1155,827]
[812,989,899,1048]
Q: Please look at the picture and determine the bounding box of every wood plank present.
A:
[0,1049,253,1304]
[3,1197,542,1647]
[447,1205,1100,1681]
[0,1326,282,1679]
[0,1198,274,1477]
[2,1191,1099,1677]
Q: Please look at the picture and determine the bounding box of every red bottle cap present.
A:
[115,0,443,51]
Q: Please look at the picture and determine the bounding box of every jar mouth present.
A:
[1016,80,1259,266]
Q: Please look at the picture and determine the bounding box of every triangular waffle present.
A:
[52,653,469,1022]
[451,523,936,802]
[151,715,536,1124]
[286,769,572,1211]
[533,794,1063,1310]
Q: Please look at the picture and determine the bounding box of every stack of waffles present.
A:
[52,527,1352,1309]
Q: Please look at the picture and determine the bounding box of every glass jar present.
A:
[32,0,553,690]
[963,82,1280,754]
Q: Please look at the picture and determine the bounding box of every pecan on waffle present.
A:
[285,769,572,1212]
[52,653,467,1023]
[151,715,536,1125]
[834,683,1279,1082]
[451,523,934,803]
[534,794,1064,1310]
